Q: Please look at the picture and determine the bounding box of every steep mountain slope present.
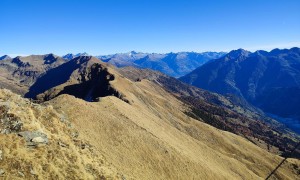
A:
[118,67,300,158]
[180,47,300,132]
[46,65,300,179]
[0,54,66,95]
[99,51,225,77]
[0,89,120,179]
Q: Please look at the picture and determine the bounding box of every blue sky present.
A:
[0,0,299,56]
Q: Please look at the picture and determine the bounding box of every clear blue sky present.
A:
[0,0,299,56]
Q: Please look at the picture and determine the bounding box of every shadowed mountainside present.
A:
[25,56,127,102]
[180,47,300,132]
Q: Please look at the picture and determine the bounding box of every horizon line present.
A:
[2,46,300,58]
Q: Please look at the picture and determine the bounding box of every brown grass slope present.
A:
[0,89,121,179]
[118,67,300,158]
[46,65,300,179]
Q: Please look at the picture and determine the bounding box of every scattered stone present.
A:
[121,174,126,180]
[0,169,5,176]
[71,131,79,138]
[59,114,67,123]
[30,169,36,175]
[0,150,3,160]
[32,137,46,143]
[18,131,48,147]
[58,141,68,148]
[18,171,25,177]
[81,144,86,149]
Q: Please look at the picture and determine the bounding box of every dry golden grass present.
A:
[47,67,300,180]
[1,61,299,179]
[0,89,120,179]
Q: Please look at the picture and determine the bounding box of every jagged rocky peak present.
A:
[226,48,251,59]
[62,52,90,60]
[0,55,11,60]
[44,53,59,64]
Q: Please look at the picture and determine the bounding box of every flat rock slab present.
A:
[18,131,48,147]
[0,169,5,176]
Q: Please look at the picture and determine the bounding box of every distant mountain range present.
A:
[1,51,225,78]
[180,47,300,132]
[1,48,300,133]
[97,51,226,77]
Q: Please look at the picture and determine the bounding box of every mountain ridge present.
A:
[180,47,300,133]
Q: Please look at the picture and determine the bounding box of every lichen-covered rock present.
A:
[0,105,23,134]
[18,131,48,146]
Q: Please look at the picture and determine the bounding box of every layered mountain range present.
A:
[180,47,300,133]
[62,51,225,77]
[0,51,299,179]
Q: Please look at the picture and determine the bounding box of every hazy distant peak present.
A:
[226,49,251,59]
[62,52,90,60]
[0,55,11,60]
[290,47,300,52]
[129,50,138,54]
[76,52,89,56]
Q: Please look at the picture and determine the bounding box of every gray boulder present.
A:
[18,131,48,147]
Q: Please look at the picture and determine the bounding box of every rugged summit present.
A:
[25,56,126,102]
